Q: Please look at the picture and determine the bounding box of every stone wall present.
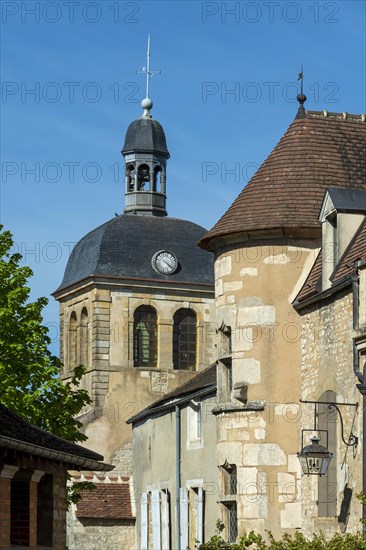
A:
[67,517,135,550]
[214,239,320,539]
[59,281,216,550]
[300,287,363,537]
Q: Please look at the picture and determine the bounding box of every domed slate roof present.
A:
[56,215,213,292]
[122,117,169,157]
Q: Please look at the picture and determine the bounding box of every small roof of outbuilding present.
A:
[0,403,112,471]
[127,363,217,425]
[200,111,366,250]
[331,218,366,283]
[295,218,366,305]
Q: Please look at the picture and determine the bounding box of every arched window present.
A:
[173,308,197,371]
[137,164,150,190]
[153,166,162,192]
[127,164,135,191]
[68,311,77,368]
[80,307,88,366]
[134,306,157,368]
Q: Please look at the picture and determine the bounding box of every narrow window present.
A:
[134,306,157,367]
[68,311,77,368]
[227,503,238,543]
[223,463,237,496]
[80,307,88,366]
[173,308,197,371]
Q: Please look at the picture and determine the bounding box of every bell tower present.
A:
[121,35,170,216]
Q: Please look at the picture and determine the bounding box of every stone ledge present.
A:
[212,400,266,415]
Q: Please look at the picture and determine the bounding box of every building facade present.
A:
[0,403,111,550]
[54,79,365,547]
[197,104,366,541]
[129,364,218,549]
[53,96,216,548]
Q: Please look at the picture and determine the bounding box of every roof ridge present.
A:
[305,110,366,122]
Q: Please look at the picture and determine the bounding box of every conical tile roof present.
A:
[200,111,366,250]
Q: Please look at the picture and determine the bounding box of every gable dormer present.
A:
[319,188,366,290]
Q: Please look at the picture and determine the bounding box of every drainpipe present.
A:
[352,275,366,532]
[175,405,181,550]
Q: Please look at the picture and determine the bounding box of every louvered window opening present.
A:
[134,306,157,367]
[173,309,197,370]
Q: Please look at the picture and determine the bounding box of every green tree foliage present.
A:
[0,225,90,442]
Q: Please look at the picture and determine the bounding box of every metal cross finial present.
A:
[137,34,161,99]
[298,65,304,95]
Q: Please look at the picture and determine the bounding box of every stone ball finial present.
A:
[141,97,153,117]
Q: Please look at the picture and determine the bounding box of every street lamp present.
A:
[298,400,358,476]
[298,435,333,476]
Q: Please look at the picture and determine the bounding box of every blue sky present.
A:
[1,0,365,355]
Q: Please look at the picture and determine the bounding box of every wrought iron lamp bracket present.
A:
[300,400,359,448]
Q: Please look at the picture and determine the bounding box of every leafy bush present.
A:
[197,525,366,549]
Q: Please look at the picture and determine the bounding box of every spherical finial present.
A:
[295,93,307,119]
[141,97,153,118]
[297,93,307,105]
[141,97,153,110]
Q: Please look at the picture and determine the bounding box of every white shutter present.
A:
[151,490,161,550]
[197,487,204,544]
[141,492,148,550]
[161,490,170,550]
[180,488,188,550]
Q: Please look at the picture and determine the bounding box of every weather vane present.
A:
[298,65,304,95]
[137,34,161,99]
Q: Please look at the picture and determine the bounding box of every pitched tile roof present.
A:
[0,403,111,471]
[295,250,322,302]
[127,363,217,424]
[295,218,366,304]
[331,218,366,283]
[200,111,366,250]
[75,483,134,520]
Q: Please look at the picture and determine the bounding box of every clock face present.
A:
[152,250,178,274]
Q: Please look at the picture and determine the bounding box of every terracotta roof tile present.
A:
[331,218,366,283]
[295,218,366,304]
[200,112,366,250]
[295,250,322,303]
[75,483,134,520]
